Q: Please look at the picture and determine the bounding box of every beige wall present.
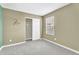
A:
[3,8,42,45]
[42,4,79,51]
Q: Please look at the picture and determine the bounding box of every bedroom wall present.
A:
[3,8,42,45]
[42,4,79,51]
[0,5,3,47]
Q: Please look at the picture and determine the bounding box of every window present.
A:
[46,16,55,35]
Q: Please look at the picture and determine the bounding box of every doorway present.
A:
[26,18,41,41]
[26,18,32,41]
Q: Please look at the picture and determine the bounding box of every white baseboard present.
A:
[0,46,4,51]
[0,41,25,51]
[42,38,79,54]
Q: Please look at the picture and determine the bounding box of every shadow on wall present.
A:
[0,5,3,47]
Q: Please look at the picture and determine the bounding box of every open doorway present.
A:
[26,18,32,41]
[25,18,41,41]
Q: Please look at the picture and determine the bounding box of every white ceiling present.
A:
[1,3,69,16]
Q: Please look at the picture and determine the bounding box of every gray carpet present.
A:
[0,39,78,55]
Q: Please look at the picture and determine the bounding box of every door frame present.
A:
[24,17,41,40]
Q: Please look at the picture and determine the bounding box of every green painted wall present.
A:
[42,4,79,51]
[0,5,3,47]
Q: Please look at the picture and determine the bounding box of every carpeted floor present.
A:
[0,39,78,55]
